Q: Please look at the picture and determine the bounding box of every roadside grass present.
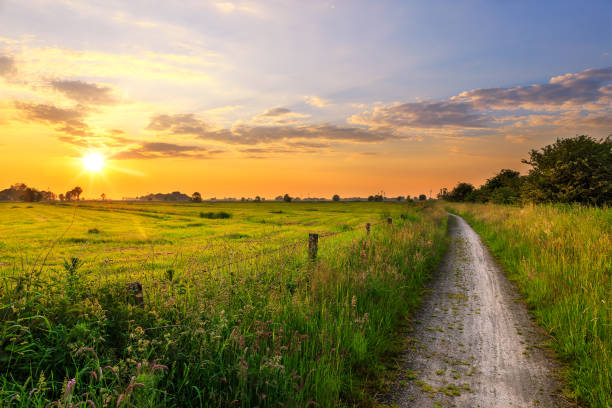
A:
[0,201,447,407]
[447,202,611,408]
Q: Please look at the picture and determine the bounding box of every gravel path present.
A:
[387,214,571,408]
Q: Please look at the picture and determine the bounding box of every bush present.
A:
[200,211,231,219]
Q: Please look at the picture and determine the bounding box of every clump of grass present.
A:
[448,202,611,408]
[88,228,100,234]
[200,211,231,219]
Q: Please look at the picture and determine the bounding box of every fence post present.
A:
[308,233,319,261]
[366,222,371,235]
[126,282,144,306]
[387,217,392,225]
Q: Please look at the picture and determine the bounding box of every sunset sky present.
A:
[1,0,610,199]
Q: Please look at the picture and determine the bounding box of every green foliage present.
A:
[443,183,474,202]
[0,201,448,407]
[521,135,612,205]
[449,203,611,407]
[200,211,231,219]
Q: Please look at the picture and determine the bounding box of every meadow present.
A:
[447,203,611,408]
[0,201,448,407]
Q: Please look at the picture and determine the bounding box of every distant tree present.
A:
[332,194,340,202]
[59,193,65,202]
[437,188,448,200]
[521,135,611,205]
[283,193,292,203]
[405,195,411,201]
[241,197,246,202]
[477,169,523,204]
[72,186,83,200]
[275,195,283,201]
[65,190,73,201]
[419,194,427,201]
[21,188,42,202]
[444,183,474,202]
[254,196,261,202]
[367,195,374,201]
[101,193,106,201]
[397,196,403,201]
[191,192,202,202]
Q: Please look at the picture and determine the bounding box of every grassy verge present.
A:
[1,203,447,407]
[447,203,611,408]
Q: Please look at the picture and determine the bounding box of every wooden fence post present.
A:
[308,233,319,260]
[366,223,371,234]
[387,217,392,225]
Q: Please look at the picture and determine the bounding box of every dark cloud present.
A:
[147,113,398,144]
[351,101,490,129]
[15,101,90,136]
[0,55,17,77]
[50,80,118,105]
[456,67,612,109]
[112,142,210,159]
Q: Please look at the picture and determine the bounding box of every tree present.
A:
[59,193,65,202]
[72,186,83,200]
[405,195,411,201]
[418,194,427,201]
[443,183,474,202]
[521,135,611,205]
[283,194,292,203]
[332,194,340,202]
[101,193,106,201]
[254,196,261,202]
[397,196,403,201]
[65,190,73,201]
[478,169,524,204]
[21,188,42,202]
[191,192,202,202]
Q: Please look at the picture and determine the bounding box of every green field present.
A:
[447,203,611,408]
[0,201,448,407]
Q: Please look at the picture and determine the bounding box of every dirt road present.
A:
[388,214,570,408]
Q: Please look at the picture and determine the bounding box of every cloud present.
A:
[350,101,491,130]
[505,135,530,144]
[112,142,212,159]
[146,112,399,145]
[349,67,612,139]
[260,107,292,117]
[14,101,90,136]
[304,95,329,107]
[50,80,118,105]
[0,55,17,77]
[454,67,612,110]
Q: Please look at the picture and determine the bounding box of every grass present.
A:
[447,202,611,408]
[0,201,447,407]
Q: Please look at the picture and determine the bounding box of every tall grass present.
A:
[447,203,611,408]
[0,204,447,407]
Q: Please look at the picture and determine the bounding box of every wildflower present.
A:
[116,376,145,408]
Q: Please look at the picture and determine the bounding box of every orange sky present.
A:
[0,2,610,199]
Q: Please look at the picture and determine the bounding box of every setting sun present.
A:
[82,152,105,172]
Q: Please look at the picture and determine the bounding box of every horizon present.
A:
[1,1,611,199]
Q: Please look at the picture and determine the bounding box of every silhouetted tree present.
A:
[101,193,106,201]
[521,135,611,205]
[444,183,474,202]
[419,194,427,201]
[283,194,292,203]
[192,192,202,202]
[59,193,65,202]
[397,196,403,201]
[332,194,340,202]
[72,186,83,200]
[254,196,261,202]
[21,188,42,202]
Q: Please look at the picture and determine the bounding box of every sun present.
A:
[82,152,105,172]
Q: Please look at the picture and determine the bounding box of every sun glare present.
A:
[82,152,105,172]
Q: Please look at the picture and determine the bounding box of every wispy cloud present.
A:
[113,142,213,160]
[0,55,17,77]
[50,80,118,105]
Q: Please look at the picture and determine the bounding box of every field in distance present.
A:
[0,201,404,276]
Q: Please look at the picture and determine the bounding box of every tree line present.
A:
[439,135,611,206]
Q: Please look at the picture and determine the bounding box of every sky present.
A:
[0,0,610,199]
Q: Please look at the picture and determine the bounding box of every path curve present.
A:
[388,214,571,408]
